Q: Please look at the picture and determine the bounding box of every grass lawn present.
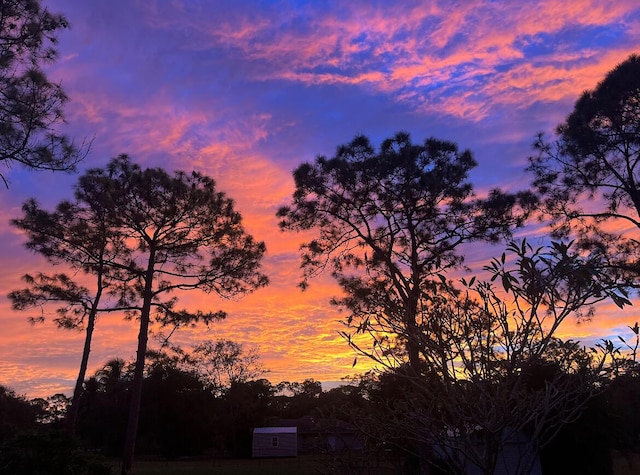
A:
[107,450,640,475]
[109,455,327,474]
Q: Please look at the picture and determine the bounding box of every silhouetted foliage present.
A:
[68,156,268,474]
[0,385,42,444]
[528,54,640,281]
[74,358,131,456]
[4,352,639,471]
[0,0,88,187]
[10,188,128,434]
[190,339,266,396]
[278,132,534,371]
[540,361,640,475]
[31,392,70,426]
[72,350,276,459]
[0,429,111,475]
[221,379,277,457]
[278,379,323,419]
[608,371,640,452]
[341,240,629,475]
[0,386,109,474]
[136,352,215,458]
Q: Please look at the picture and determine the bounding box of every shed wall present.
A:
[252,430,297,457]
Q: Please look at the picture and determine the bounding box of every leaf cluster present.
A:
[278,132,534,371]
[340,240,630,475]
[278,132,529,286]
[0,0,88,186]
[528,54,640,279]
[10,154,268,331]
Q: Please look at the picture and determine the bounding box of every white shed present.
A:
[252,426,298,458]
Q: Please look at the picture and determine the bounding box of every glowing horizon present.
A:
[0,0,639,398]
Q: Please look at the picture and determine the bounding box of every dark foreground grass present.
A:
[612,450,640,475]
[109,455,328,475]
[108,450,640,475]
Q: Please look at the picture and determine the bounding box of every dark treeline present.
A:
[0,348,639,474]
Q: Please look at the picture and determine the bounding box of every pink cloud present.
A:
[139,0,638,121]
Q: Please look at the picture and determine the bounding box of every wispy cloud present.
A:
[129,0,640,120]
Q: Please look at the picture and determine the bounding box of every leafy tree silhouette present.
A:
[0,0,89,187]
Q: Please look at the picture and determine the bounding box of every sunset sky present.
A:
[1,0,640,398]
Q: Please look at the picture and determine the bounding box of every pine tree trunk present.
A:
[120,305,151,474]
[66,307,97,435]
[67,273,104,435]
[121,254,155,475]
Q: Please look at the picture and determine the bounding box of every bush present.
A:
[0,429,112,475]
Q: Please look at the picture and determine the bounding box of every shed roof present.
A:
[254,427,297,434]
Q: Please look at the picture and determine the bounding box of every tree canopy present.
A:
[278,132,533,369]
[528,54,640,278]
[0,0,87,186]
[344,239,629,474]
[10,189,132,434]
[9,155,269,474]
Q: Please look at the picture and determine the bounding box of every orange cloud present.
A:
[144,0,638,121]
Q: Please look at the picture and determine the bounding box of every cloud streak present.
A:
[132,0,640,120]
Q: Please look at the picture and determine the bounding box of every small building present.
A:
[252,426,297,458]
[269,416,364,453]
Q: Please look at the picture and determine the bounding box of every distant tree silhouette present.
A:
[278,132,534,372]
[541,359,640,475]
[279,378,323,419]
[70,156,268,475]
[0,385,42,442]
[94,358,130,405]
[190,339,266,396]
[75,351,278,459]
[10,190,131,435]
[76,359,132,456]
[220,378,276,457]
[528,54,640,282]
[136,351,215,458]
[0,0,88,187]
[9,155,268,474]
